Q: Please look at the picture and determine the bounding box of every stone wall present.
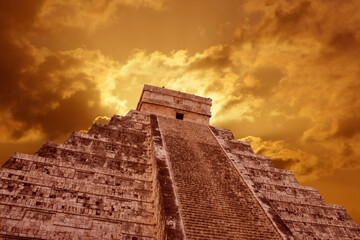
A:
[137,85,212,124]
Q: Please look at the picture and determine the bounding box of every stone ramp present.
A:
[157,116,282,240]
[0,112,157,240]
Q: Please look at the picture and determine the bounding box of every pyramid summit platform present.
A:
[0,85,359,239]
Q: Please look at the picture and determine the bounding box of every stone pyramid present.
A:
[0,84,359,239]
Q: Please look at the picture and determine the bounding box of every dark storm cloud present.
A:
[188,45,232,71]
[0,1,43,29]
[333,114,360,139]
[329,31,357,51]
[272,1,311,38]
[0,1,113,140]
[271,158,300,171]
[0,1,43,104]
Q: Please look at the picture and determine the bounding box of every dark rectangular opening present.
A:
[176,113,184,120]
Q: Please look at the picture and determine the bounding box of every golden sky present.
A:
[1,0,360,224]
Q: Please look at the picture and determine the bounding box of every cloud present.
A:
[178,0,360,180]
[0,1,44,30]
[241,136,321,181]
[0,1,124,141]
[37,0,168,31]
[0,46,120,141]
[1,0,360,182]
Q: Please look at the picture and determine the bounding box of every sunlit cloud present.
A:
[241,136,321,182]
[1,1,360,221]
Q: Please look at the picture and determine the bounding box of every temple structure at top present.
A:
[0,84,359,239]
[137,84,212,124]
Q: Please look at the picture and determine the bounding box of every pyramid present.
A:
[0,84,359,239]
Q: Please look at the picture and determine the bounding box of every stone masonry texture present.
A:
[0,84,359,240]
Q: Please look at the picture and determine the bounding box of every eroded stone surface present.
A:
[210,126,360,240]
[1,111,156,240]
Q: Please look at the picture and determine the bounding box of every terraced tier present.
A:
[0,112,157,240]
[211,125,360,239]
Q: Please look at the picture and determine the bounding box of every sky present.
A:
[0,0,359,224]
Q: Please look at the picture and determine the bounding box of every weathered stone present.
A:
[0,84,359,239]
